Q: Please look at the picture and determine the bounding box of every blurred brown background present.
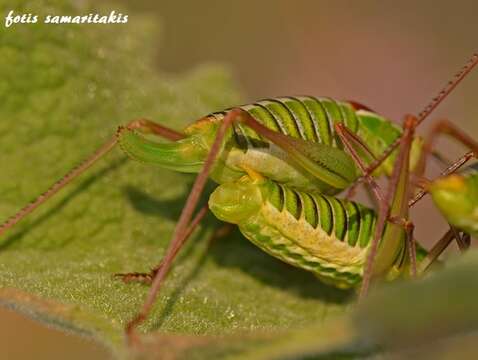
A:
[1,0,477,358]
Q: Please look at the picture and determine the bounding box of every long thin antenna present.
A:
[0,137,118,238]
[366,52,478,174]
[417,52,478,125]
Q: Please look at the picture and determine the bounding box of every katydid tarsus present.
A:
[0,53,477,343]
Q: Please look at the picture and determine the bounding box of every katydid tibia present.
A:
[0,53,477,344]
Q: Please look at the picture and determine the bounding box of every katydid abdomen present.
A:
[209,176,410,289]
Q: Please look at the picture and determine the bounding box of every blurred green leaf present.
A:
[355,250,478,354]
[0,0,357,358]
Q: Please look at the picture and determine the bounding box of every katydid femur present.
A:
[0,53,477,343]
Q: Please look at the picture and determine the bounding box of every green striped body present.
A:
[429,163,478,237]
[209,177,408,289]
[185,96,422,194]
[224,96,360,148]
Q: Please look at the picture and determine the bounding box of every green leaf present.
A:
[354,250,478,356]
[0,0,357,358]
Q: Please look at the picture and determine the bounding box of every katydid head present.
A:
[208,177,263,224]
[428,174,477,233]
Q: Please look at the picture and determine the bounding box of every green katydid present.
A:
[0,53,477,343]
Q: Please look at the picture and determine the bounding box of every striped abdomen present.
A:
[210,96,360,148]
[265,181,376,248]
[209,178,384,288]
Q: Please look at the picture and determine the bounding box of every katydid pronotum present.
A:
[0,53,477,343]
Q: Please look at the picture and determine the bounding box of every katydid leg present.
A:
[419,228,469,273]
[335,123,385,205]
[418,228,456,273]
[117,220,232,320]
[124,109,245,342]
[335,122,417,252]
[124,118,184,141]
[237,113,358,191]
[336,118,419,292]
[115,204,209,284]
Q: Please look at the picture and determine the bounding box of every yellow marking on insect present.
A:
[184,115,218,135]
[261,202,367,274]
[224,147,323,193]
[238,164,265,182]
[431,174,466,192]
